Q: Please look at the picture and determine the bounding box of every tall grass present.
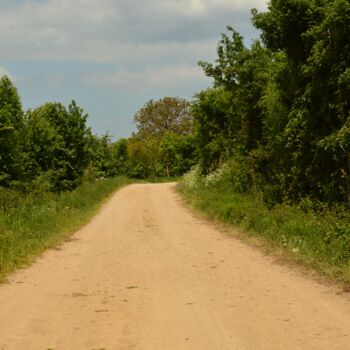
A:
[178,166,350,285]
[0,176,133,280]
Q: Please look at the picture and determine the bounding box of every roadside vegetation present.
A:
[179,0,350,285]
[0,177,133,280]
[179,166,350,284]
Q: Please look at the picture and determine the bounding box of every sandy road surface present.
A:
[0,183,350,350]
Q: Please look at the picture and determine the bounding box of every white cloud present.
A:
[0,0,267,63]
[82,64,209,90]
[0,38,217,65]
[162,0,266,16]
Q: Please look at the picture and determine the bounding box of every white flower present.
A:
[204,163,229,187]
[182,165,202,190]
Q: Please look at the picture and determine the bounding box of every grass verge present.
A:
[178,177,350,288]
[0,176,134,281]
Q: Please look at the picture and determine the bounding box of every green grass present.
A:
[0,176,134,281]
[178,180,350,286]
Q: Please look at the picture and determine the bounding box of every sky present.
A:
[0,0,267,139]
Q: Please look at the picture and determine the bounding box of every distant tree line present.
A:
[0,76,93,192]
[192,0,350,205]
[0,77,197,193]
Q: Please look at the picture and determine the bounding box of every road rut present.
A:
[0,183,349,349]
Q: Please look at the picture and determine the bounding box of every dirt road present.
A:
[0,183,350,350]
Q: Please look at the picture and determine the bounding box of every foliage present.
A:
[191,1,350,204]
[126,136,161,178]
[134,97,193,138]
[251,0,350,202]
[194,28,273,183]
[179,1,350,284]
[192,88,235,172]
[181,165,202,190]
[0,76,197,185]
[0,75,141,279]
[87,134,129,179]
[159,132,197,177]
[0,176,134,280]
[0,76,25,186]
[0,75,129,192]
[127,97,198,178]
[113,138,129,174]
[179,167,350,283]
[199,30,272,152]
[25,101,91,191]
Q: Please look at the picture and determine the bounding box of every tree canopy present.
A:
[133,97,193,138]
[0,76,25,186]
[192,0,350,204]
[126,97,197,178]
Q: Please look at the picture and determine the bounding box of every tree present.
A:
[194,27,273,175]
[192,88,235,173]
[112,138,129,175]
[126,96,197,178]
[134,97,193,138]
[199,28,272,152]
[0,76,25,186]
[252,0,350,202]
[159,132,197,177]
[86,135,129,178]
[86,133,114,178]
[26,101,90,191]
[126,136,161,178]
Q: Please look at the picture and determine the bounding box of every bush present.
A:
[179,172,350,283]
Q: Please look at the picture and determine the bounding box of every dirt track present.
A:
[0,183,350,350]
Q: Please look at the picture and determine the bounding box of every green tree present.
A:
[253,0,350,202]
[0,76,25,186]
[26,101,90,191]
[127,96,196,178]
[112,138,128,175]
[86,133,115,178]
[159,132,197,177]
[86,135,129,178]
[126,136,161,178]
[134,97,193,138]
[195,27,273,174]
[192,88,235,173]
[199,28,272,152]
